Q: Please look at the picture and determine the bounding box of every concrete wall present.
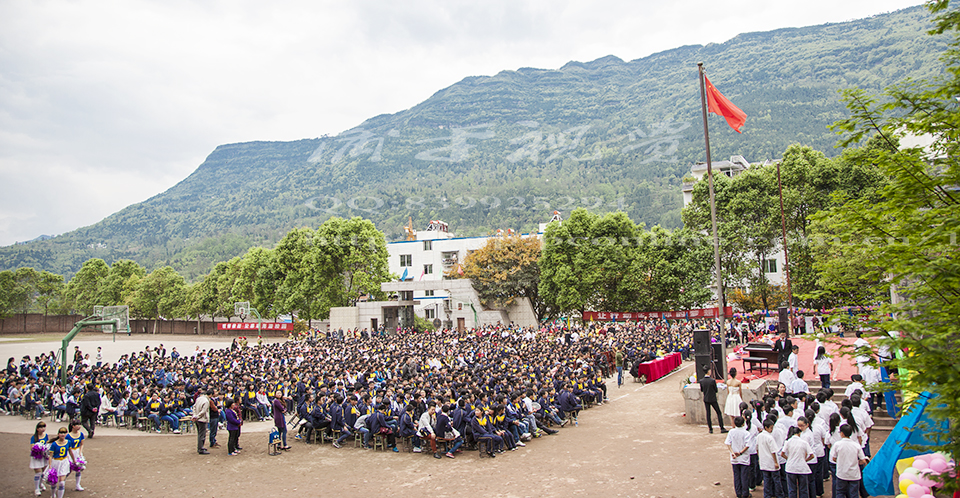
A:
[0,314,290,337]
[682,379,770,425]
[329,306,359,332]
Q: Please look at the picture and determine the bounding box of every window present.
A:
[400,254,412,267]
[424,290,435,297]
[423,264,433,275]
[423,240,432,251]
[425,308,436,319]
[399,291,413,301]
[458,303,463,311]
[764,258,778,273]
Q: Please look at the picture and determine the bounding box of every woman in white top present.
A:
[723,367,743,425]
[780,425,814,498]
[814,346,834,389]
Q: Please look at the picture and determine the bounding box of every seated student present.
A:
[470,407,502,458]
[329,395,353,449]
[790,371,809,397]
[558,384,582,426]
[64,389,80,420]
[255,387,272,420]
[146,394,163,431]
[23,385,44,419]
[52,386,68,422]
[503,395,529,444]
[241,385,262,421]
[398,404,420,451]
[418,403,441,458]
[99,394,122,426]
[354,412,371,448]
[492,404,518,451]
[437,404,464,458]
[368,403,398,452]
[295,394,315,441]
[159,394,182,434]
[537,389,567,427]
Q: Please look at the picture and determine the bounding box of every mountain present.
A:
[0,5,947,280]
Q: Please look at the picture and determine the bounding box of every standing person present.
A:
[725,416,751,498]
[224,399,242,456]
[780,425,814,498]
[79,384,100,439]
[699,364,727,434]
[191,388,210,455]
[65,420,86,492]
[774,332,793,370]
[758,418,785,498]
[94,348,102,369]
[829,424,868,498]
[272,394,290,450]
[724,368,744,428]
[615,349,624,388]
[46,428,72,498]
[814,346,834,389]
[30,421,49,496]
[207,389,221,449]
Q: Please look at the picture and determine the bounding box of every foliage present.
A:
[453,233,547,320]
[64,259,109,315]
[540,209,713,316]
[819,0,960,481]
[728,284,788,313]
[0,6,948,280]
[413,314,435,332]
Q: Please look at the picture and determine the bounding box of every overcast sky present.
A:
[0,0,924,247]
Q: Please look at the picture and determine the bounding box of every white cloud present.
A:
[0,0,925,246]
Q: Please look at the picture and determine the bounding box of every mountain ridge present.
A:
[1,5,947,281]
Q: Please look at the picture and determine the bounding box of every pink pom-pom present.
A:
[69,458,86,472]
[45,469,58,485]
[30,444,45,460]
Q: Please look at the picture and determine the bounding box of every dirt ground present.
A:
[0,335,888,498]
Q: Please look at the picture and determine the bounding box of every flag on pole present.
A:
[704,77,747,133]
[457,265,464,276]
[400,268,408,281]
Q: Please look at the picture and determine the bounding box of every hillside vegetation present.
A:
[0,5,947,280]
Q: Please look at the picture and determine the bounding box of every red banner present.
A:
[582,307,733,322]
[216,322,294,331]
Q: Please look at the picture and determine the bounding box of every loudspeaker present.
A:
[778,307,790,337]
[712,342,727,378]
[693,329,711,356]
[695,353,713,381]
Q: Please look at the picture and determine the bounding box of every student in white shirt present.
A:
[844,375,865,399]
[814,345,834,389]
[826,413,844,498]
[779,363,798,395]
[829,424,868,498]
[850,395,874,458]
[757,418,784,498]
[789,371,809,397]
[788,345,799,375]
[725,416,751,498]
[780,425,815,498]
[805,406,828,498]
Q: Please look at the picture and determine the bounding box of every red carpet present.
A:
[730,335,865,383]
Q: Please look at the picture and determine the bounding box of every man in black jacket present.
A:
[80,383,101,438]
[698,364,726,434]
[773,331,793,369]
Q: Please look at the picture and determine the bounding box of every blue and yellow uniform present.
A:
[47,438,71,477]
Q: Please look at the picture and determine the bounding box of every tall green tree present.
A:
[98,259,146,306]
[129,266,187,333]
[35,270,66,315]
[819,0,960,481]
[65,259,109,314]
[317,216,391,309]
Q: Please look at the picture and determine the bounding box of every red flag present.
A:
[705,76,747,133]
[456,265,464,276]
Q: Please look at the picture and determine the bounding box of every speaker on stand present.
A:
[694,329,714,381]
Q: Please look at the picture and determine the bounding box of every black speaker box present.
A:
[778,307,790,337]
[693,329,711,356]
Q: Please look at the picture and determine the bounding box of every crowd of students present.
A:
[1,317,729,496]
[722,368,876,498]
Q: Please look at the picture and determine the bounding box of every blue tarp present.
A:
[863,391,950,496]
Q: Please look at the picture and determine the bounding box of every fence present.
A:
[0,314,289,337]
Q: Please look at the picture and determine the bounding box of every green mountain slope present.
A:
[1,5,947,280]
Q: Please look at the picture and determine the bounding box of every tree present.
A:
[622,226,714,311]
[231,246,279,319]
[819,0,960,482]
[65,259,109,314]
[128,266,186,333]
[454,233,547,320]
[273,227,327,323]
[35,270,66,315]
[98,260,146,306]
[316,217,391,309]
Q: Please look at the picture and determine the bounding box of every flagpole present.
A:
[697,62,726,377]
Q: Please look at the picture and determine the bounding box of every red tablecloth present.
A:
[636,352,682,382]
